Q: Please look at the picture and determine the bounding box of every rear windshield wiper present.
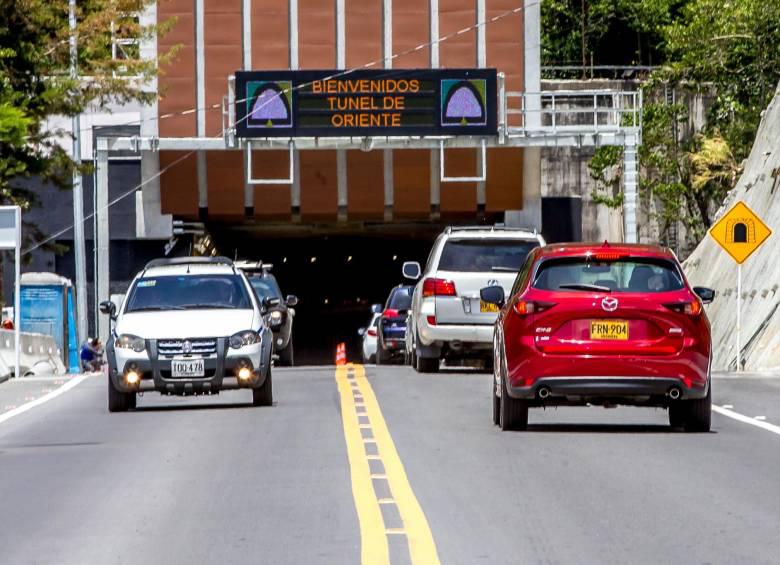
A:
[491,266,519,272]
[558,283,612,292]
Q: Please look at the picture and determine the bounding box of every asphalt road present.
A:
[0,366,778,565]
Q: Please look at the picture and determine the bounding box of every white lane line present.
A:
[723,404,734,409]
[0,375,90,426]
[713,405,780,436]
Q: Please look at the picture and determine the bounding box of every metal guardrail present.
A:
[503,89,642,136]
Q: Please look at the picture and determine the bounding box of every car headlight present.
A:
[229,330,261,349]
[268,311,283,325]
[115,334,146,353]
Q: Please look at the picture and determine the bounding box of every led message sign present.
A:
[235,69,497,138]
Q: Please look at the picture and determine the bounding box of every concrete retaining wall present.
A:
[0,329,68,379]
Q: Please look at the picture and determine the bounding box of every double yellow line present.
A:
[336,364,440,565]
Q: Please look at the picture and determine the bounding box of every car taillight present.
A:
[367,328,377,337]
[427,315,436,326]
[422,278,457,297]
[664,300,702,316]
[513,300,556,316]
[593,252,629,261]
[383,308,399,318]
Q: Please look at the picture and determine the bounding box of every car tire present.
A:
[668,403,686,429]
[499,373,528,431]
[252,366,273,407]
[415,355,439,373]
[492,378,500,426]
[107,376,131,413]
[278,341,294,367]
[376,345,391,365]
[683,384,711,432]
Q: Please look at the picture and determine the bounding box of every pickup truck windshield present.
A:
[125,275,252,312]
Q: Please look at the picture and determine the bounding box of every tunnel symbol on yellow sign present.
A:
[709,201,772,264]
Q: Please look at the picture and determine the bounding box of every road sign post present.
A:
[0,206,21,379]
[709,201,772,372]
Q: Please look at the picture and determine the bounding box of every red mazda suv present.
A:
[481,243,714,432]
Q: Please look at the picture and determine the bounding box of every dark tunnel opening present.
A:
[209,227,444,365]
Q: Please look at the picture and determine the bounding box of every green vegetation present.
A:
[544,0,780,249]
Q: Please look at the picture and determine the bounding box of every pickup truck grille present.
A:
[157,338,218,357]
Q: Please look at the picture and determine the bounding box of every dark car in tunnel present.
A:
[376,285,413,364]
[237,262,298,366]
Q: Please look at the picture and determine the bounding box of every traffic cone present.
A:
[335,342,347,366]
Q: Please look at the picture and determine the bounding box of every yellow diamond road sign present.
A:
[709,201,772,264]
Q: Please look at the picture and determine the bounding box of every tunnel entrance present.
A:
[209,224,450,365]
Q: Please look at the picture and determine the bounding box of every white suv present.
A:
[100,257,274,412]
[403,226,545,372]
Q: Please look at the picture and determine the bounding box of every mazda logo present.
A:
[601,297,619,312]
[182,340,193,354]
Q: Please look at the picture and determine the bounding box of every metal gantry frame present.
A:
[94,76,641,338]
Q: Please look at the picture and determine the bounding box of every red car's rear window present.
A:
[533,257,685,293]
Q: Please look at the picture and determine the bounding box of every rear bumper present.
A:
[507,376,709,400]
[418,319,493,346]
[505,336,710,401]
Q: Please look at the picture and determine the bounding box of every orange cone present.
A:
[335,342,347,366]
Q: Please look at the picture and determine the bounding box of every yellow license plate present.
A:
[480,300,499,313]
[590,320,629,340]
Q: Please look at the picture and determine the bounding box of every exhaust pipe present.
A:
[538,387,551,400]
[668,387,681,400]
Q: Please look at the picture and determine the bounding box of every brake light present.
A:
[383,308,399,318]
[367,328,377,337]
[422,278,457,297]
[593,252,629,261]
[513,300,556,316]
[426,315,436,326]
[664,301,702,316]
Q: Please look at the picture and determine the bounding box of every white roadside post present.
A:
[0,206,22,379]
[736,263,741,371]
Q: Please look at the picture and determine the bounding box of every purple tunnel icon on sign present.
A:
[441,79,486,126]
[246,81,292,128]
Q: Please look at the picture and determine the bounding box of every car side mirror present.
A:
[693,286,715,304]
[286,295,298,307]
[402,261,421,280]
[357,327,366,336]
[99,300,117,320]
[370,303,383,314]
[263,297,282,310]
[480,286,505,307]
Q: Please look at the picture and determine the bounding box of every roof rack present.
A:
[144,256,234,269]
[444,225,538,234]
[234,260,273,273]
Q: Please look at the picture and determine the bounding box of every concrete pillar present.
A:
[195,0,208,218]
[96,139,110,342]
[509,0,542,231]
[137,1,172,239]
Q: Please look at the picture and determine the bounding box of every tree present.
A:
[0,0,174,302]
[542,0,681,73]
[0,0,172,234]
